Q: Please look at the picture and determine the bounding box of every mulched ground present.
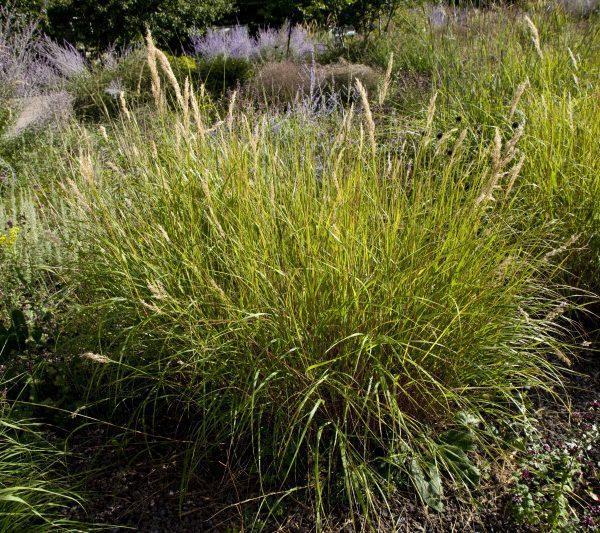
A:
[64,351,598,532]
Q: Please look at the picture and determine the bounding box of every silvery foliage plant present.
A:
[0,6,41,98]
[557,0,599,16]
[191,23,316,61]
[1,7,88,136]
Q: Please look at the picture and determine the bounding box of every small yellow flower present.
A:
[0,226,20,248]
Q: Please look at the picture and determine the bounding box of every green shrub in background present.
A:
[7,0,48,20]
[236,0,404,35]
[196,56,255,96]
[70,50,201,120]
[43,0,235,51]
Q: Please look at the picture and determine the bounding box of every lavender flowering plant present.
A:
[1,6,88,101]
[37,37,88,79]
[191,23,316,62]
[0,6,40,98]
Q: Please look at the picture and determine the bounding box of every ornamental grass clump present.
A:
[376,6,600,293]
[49,49,574,521]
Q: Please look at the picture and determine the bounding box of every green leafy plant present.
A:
[0,308,30,356]
[509,421,599,531]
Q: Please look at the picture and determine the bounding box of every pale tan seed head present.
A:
[118,91,131,121]
[189,90,206,141]
[355,78,376,155]
[492,127,502,172]
[501,124,524,168]
[509,80,529,120]
[544,234,581,260]
[147,279,168,300]
[524,15,543,59]
[98,125,109,141]
[182,77,191,129]
[378,52,394,106]
[81,352,110,364]
[145,31,162,110]
[155,49,185,110]
[553,347,572,367]
[505,152,525,198]
[79,153,95,184]
[476,169,501,205]
[567,47,578,70]
[545,301,569,323]
[227,90,238,131]
[423,92,438,141]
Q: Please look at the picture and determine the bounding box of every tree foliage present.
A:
[236,0,404,33]
[10,0,405,52]
[44,0,235,51]
[7,0,48,20]
[301,0,402,32]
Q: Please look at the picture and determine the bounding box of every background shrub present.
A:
[249,60,379,105]
[318,60,379,97]
[70,49,200,120]
[196,55,254,96]
[250,60,309,103]
[44,0,235,51]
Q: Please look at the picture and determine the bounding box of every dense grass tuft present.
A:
[1,3,598,528]
[48,90,573,519]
